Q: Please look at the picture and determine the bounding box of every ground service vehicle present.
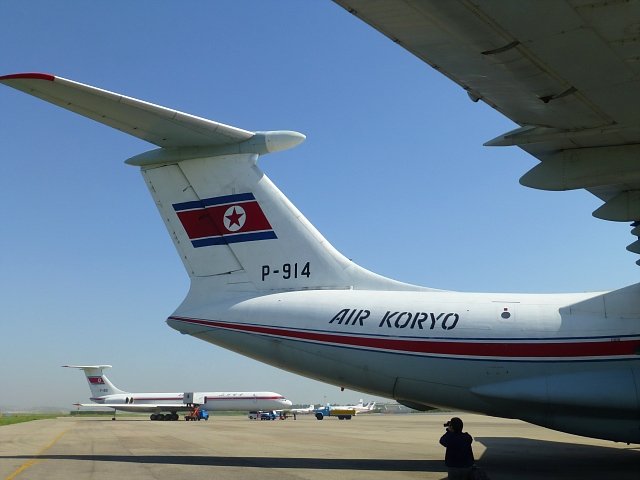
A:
[314,406,356,420]
[260,411,277,420]
[184,407,209,421]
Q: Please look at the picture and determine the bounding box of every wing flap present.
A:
[335,1,616,129]
[335,1,640,265]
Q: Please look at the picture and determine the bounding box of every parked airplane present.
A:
[4,1,640,442]
[64,365,292,420]
[321,400,375,415]
[290,404,316,414]
[351,400,376,414]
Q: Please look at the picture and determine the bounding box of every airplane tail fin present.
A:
[0,74,431,295]
[135,151,423,292]
[63,365,126,398]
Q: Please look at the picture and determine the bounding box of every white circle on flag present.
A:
[223,205,246,232]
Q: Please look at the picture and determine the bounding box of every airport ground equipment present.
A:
[183,393,209,421]
[184,406,209,421]
[314,406,356,420]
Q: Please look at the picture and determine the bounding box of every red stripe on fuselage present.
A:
[129,396,282,401]
[129,397,182,401]
[206,396,284,401]
[169,316,640,359]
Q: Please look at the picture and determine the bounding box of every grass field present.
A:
[0,414,64,426]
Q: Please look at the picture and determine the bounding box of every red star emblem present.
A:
[225,207,245,228]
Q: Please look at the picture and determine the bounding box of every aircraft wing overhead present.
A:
[0,73,253,148]
[334,1,640,263]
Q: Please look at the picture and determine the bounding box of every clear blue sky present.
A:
[1,1,637,410]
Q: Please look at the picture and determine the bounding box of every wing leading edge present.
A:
[334,0,640,264]
[0,73,253,148]
[0,73,305,160]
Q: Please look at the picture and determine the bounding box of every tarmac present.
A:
[1,413,639,480]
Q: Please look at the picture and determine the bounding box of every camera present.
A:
[443,421,451,428]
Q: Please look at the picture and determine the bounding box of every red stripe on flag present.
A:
[176,209,221,239]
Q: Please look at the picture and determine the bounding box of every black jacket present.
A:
[439,431,474,468]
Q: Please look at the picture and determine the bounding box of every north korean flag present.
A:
[172,193,277,248]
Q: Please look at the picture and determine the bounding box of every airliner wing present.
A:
[0,73,253,148]
[290,405,315,414]
[334,1,640,262]
[74,403,192,412]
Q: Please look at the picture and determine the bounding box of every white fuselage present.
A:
[92,391,291,413]
[168,287,640,442]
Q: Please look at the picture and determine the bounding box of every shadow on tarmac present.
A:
[4,437,639,478]
[475,437,640,479]
[1,455,446,472]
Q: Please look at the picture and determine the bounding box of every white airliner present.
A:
[323,400,376,414]
[351,400,376,414]
[3,2,640,443]
[290,404,316,415]
[64,365,292,421]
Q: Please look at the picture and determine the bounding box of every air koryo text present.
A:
[329,308,459,330]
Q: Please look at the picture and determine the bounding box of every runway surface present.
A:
[1,413,639,479]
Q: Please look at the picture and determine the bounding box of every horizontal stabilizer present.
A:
[0,73,304,153]
[63,364,112,370]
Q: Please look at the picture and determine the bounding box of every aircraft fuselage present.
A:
[169,288,640,443]
[92,391,291,413]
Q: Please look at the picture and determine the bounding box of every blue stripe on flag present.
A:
[191,230,277,248]
[173,193,255,212]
